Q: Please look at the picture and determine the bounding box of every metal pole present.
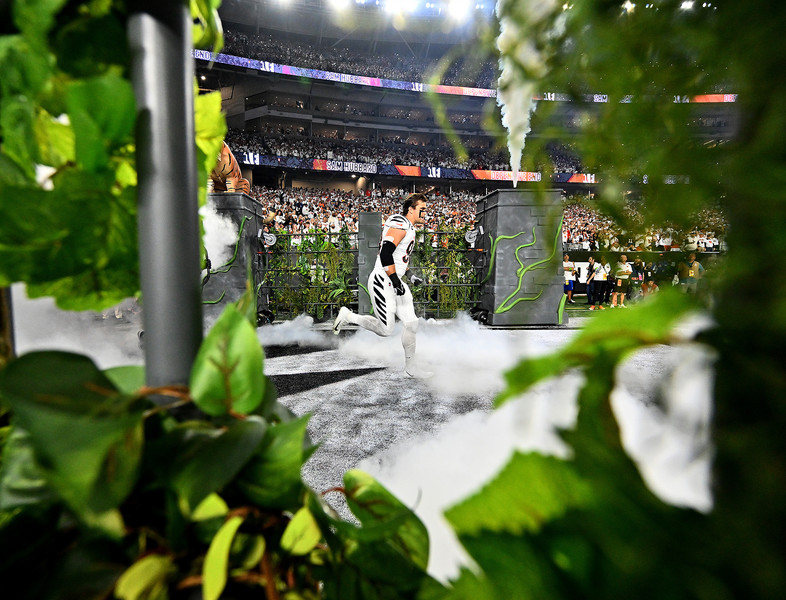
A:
[128,2,202,391]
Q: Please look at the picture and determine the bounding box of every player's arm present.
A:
[380,226,407,294]
[380,226,406,276]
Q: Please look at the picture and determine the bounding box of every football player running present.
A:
[333,192,430,378]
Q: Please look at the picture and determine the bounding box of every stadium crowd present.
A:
[223,29,496,88]
[250,185,476,244]
[226,129,584,172]
[562,200,726,253]
[246,185,726,254]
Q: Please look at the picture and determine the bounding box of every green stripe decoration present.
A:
[495,216,564,314]
[557,292,567,325]
[480,228,536,286]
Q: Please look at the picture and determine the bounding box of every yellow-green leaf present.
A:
[115,554,174,600]
[192,493,229,522]
[281,507,322,556]
[190,304,265,416]
[203,515,244,600]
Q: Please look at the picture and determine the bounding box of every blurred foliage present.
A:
[0,291,442,599]
[419,1,786,598]
[1,1,785,599]
[0,0,225,311]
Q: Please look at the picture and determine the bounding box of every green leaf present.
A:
[12,0,69,37]
[115,554,175,600]
[0,167,130,287]
[233,533,266,570]
[190,304,265,416]
[115,155,137,189]
[192,493,229,522]
[237,415,312,510]
[497,291,695,406]
[194,89,226,174]
[34,109,75,169]
[0,153,32,187]
[0,94,38,179]
[6,174,140,309]
[203,515,244,600]
[103,365,145,395]
[191,0,224,53]
[446,531,571,600]
[0,427,57,510]
[67,106,108,171]
[168,416,267,514]
[0,35,53,98]
[344,469,430,571]
[0,351,144,520]
[194,87,226,207]
[445,452,593,537]
[65,73,135,172]
[281,507,322,555]
[66,72,135,144]
[53,14,129,78]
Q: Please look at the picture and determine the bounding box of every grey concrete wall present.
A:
[357,212,382,315]
[202,192,267,323]
[476,189,565,326]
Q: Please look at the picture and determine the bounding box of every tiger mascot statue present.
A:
[210,141,251,194]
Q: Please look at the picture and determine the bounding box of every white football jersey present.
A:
[375,214,416,276]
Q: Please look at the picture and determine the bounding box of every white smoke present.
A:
[495,0,561,186]
[256,314,336,348]
[337,312,573,394]
[10,283,143,369]
[350,314,715,582]
[611,342,715,513]
[357,371,585,582]
[496,78,537,187]
[200,202,238,269]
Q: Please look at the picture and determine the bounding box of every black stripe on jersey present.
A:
[375,294,387,322]
[373,275,387,322]
[387,215,409,229]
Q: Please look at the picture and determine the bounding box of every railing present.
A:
[408,229,483,319]
[259,228,482,321]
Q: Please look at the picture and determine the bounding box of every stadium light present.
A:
[448,0,472,23]
[328,0,351,10]
[622,0,635,13]
[680,0,694,8]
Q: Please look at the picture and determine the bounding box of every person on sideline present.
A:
[563,254,576,304]
[585,255,597,307]
[333,193,430,378]
[589,256,609,311]
[611,254,633,308]
[641,261,659,298]
[677,252,705,294]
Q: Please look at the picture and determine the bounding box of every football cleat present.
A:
[332,306,351,335]
[405,363,433,379]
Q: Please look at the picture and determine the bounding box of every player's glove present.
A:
[388,272,406,296]
[410,274,425,287]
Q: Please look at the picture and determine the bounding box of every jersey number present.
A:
[403,240,415,264]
